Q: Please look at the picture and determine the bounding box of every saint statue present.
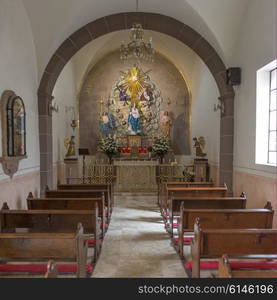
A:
[115,85,130,106]
[99,112,116,136]
[128,104,141,135]
[193,136,207,157]
[140,86,154,105]
[160,111,172,138]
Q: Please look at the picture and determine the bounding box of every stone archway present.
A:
[38,12,234,191]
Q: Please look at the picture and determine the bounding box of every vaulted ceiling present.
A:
[22,0,250,80]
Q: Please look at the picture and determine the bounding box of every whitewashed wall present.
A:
[232,0,276,179]
[0,0,40,207]
[231,0,277,227]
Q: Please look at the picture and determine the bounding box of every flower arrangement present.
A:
[152,136,169,162]
[99,136,119,163]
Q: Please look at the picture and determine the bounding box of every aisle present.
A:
[92,193,186,278]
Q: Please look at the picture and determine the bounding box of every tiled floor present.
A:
[92,193,186,278]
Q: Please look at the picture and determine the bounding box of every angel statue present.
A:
[193,136,207,158]
[64,136,76,158]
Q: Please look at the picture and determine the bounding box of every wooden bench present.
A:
[0,224,92,278]
[57,183,113,215]
[46,188,111,223]
[0,207,101,262]
[158,181,214,209]
[218,254,277,278]
[26,195,106,238]
[167,193,247,236]
[187,219,277,277]
[177,202,273,258]
[162,184,228,222]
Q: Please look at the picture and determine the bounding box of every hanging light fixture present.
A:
[120,0,155,62]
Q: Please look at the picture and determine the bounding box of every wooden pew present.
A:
[167,193,247,236]
[177,201,274,258]
[159,181,214,209]
[218,254,277,278]
[0,207,101,262]
[162,184,228,223]
[45,188,111,224]
[57,183,113,216]
[0,224,92,278]
[187,219,277,277]
[26,195,106,238]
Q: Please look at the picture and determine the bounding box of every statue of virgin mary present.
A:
[128,104,141,135]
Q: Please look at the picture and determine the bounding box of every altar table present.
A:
[113,160,158,192]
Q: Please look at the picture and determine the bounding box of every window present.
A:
[268,68,276,164]
[256,60,277,166]
[6,95,26,157]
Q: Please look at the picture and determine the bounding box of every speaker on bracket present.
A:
[226,67,241,85]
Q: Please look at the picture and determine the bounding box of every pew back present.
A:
[45,189,110,217]
[27,197,102,211]
[181,208,273,230]
[163,185,229,216]
[172,197,246,212]
[57,184,113,211]
[27,197,106,238]
[167,196,247,237]
[178,207,273,258]
[0,209,99,234]
[0,226,90,277]
[168,186,228,198]
[191,221,277,277]
[159,181,214,207]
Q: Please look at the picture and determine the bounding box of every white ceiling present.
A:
[21,0,250,79]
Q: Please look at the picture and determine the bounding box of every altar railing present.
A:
[65,161,194,190]
[156,164,194,183]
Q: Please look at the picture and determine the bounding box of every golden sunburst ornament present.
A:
[119,65,151,106]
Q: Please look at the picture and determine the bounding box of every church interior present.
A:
[0,0,276,279]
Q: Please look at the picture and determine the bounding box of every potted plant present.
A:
[152,136,169,164]
[99,136,119,164]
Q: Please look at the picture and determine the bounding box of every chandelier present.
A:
[120,23,155,62]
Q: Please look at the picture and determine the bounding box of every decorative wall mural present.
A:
[79,51,191,155]
[100,64,164,138]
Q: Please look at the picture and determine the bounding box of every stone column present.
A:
[219,93,235,192]
[38,92,54,195]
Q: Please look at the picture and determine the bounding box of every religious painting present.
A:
[102,64,163,138]
[79,51,191,155]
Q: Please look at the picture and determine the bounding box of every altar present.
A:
[113,159,158,192]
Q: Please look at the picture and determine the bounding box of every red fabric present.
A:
[0,264,93,273]
[173,222,178,228]
[86,239,102,246]
[173,237,192,245]
[184,261,277,270]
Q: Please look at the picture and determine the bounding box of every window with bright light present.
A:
[256,60,277,166]
[268,68,276,164]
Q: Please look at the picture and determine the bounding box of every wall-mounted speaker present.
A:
[226,67,241,85]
